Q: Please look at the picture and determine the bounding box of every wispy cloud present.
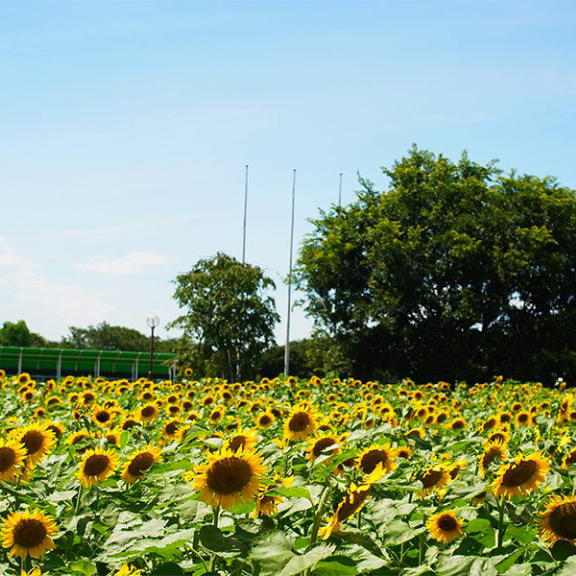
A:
[18,214,202,245]
[0,235,116,335]
[77,251,170,276]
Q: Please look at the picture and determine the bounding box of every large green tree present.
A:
[296,146,576,383]
[170,253,279,380]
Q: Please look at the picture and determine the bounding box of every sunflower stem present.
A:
[497,496,506,547]
[310,485,331,546]
[213,504,220,528]
[75,485,84,516]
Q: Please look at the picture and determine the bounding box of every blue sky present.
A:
[0,0,575,344]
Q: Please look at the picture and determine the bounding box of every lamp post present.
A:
[146,315,159,380]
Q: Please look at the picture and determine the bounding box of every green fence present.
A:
[0,346,177,380]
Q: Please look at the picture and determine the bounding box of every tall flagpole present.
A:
[284,168,296,376]
[338,172,343,206]
[242,164,249,264]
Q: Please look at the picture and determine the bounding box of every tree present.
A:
[170,253,280,380]
[296,146,576,383]
[61,322,167,351]
[258,340,314,379]
[0,320,33,347]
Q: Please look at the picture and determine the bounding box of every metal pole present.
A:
[148,326,155,379]
[338,172,343,206]
[284,169,296,375]
[242,164,249,264]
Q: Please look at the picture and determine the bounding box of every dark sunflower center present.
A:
[169,405,180,414]
[13,519,47,549]
[337,488,370,521]
[83,454,110,476]
[436,413,448,423]
[313,437,336,457]
[501,459,537,487]
[452,420,464,430]
[84,393,95,403]
[141,406,155,418]
[47,425,62,437]
[288,412,310,432]
[127,452,154,477]
[482,446,503,469]
[437,514,457,532]
[165,422,179,435]
[566,451,576,465]
[228,436,247,452]
[490,433,506,443]
[0,446,16,471]
[518,413,528,423]
[549,502,576,540]
[106,434,118,445]
[210,411,221,421]
[21,431,44,455]
[123,419,138,430]
[72,434,88,445]
[96,411,110,423]
[397,450,410,459]
[420,468,443,489]
[259,415,272,426]
[206,457,252,494]
[360,449,388,473]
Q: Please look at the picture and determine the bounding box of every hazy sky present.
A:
[1,0,575,344]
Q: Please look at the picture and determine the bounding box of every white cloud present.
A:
[77,251,170,276]
[0,235,116,337]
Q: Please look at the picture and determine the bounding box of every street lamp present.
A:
[146,315,159,380]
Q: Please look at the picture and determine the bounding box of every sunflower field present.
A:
[1,370,576,576]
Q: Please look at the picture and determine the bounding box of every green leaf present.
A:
[278,544,336,576]
[199,525,228,552]
[250,530,295,576]
[314,557,358,575]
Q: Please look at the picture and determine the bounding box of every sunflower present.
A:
[190,446,267,509]
[1,509,57,558]
[92,405,114,428]
[418,465,451,496]
[540,495,576,545]
[319,482,372,539]
[254,476,293,517]
[492,452,550,498]
[121,446,162,484]
[45,421,65,438]
[68,429,92,450]
[255,411,275,430]
[10,424,55,466]
[396,446,412,460]
[103,428,122,447]
[225,428,258,454]
[20,568,41,576]
[479,441,507,476]
[356,444,396,475]
[284,404,318,442]
[0,438,26,482]
[209,405,226,424]
[120,414,140,430]
[307,435,341,461]
[162,418,182,440]
[78,447,118,487]
[116,564,143,576]
[427,510,465,543]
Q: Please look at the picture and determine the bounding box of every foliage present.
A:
[258,340,314,379]
[0,320,47,348]
[61,322,177,353]
[296,146,576,382]
[170,253,279,380]
[0,372,574,575]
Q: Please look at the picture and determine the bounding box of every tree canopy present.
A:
[170,252,279,380]
[296,146,576,383]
